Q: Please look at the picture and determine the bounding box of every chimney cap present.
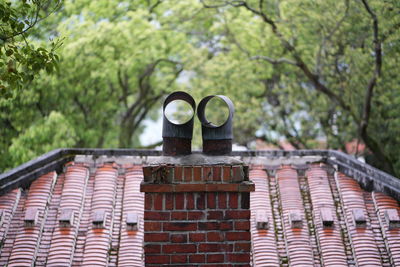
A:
[162,91,196,156]
[197,95,234,155]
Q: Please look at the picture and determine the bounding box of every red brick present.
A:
[171,233,187,243]
[165,193,174,210]
[189,254,205,263]
[238,183,255,192]
[203,167,212,181]
[175,193,184,209]
[165,165,174,182]
[234,242,251,252]
[193,167,202,182]
[201,264,233,267]
[171,254,187,263]
[227,253,250,262]
[171,211,187,220]
[154,194,163,210]
[184,166,192,182]
[207,193,216,209]
[198,243,231,252]
[232,166,244,182]
[212,166,222,181]
[141,184,173,193]
[144,221,162,231]
[143,166,153,182]
[207,231,224,242]
[196,193,205,210]
[218,193,227,209]
[189,233,205,242]
[243,165,249,181]
[226,232,251,241]
[207,211,223,220]
[186,193,195,209]
[144,244,161,253]
[145,255,169,264]
[145,194,153,210]
[163,244,196,253]
[222,166,231,181]
[234,221,250,230]
[187,211,205,220]
[175,184,206,192]
[220,221,233,230]
[144,211,170,220]
[174,166,183,182]
[144,233,169,242]
[207,183,238,192]
[207,254,225,263]
[198,222,218,230]
[225,210,250,220]
[229,193,238,209]
[163,222,197,231]
[241,192,250,209]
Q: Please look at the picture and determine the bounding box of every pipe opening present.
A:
[162,91,196,156]
[203,97,230,127]
[164,99,194,125]
[198,95,234,129]
[163,91,196,127]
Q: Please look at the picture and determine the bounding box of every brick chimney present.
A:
[141,156,254,266]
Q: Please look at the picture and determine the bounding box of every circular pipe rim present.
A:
[197,95,234,128]
[163,91,196,126]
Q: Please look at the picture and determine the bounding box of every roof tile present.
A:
[336,172,383,266]
[0,157,399,266]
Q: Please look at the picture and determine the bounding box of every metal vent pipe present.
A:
[197,95,234,155]
[162,91,196,156]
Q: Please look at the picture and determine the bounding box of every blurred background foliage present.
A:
[1,0,399,177]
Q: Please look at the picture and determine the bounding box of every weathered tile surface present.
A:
[0,159,399,266]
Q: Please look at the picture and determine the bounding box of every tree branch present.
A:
[216,0,356,118]
[149,0,163,13]
[200,0,229,8]
[359,0,382,136]
[250,55,297,65]
[356,0,394,174]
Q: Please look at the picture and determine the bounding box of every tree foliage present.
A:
[9,111,77,166]
[1,0,190,170]
[0,0,62,93]
[194,0,400,175]
[1,0,400,177]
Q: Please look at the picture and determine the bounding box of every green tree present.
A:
[9,111,77,166]
[1,0,191,171]
[192,0,400,176]
[0,0,62,93]
[1,0,400,178]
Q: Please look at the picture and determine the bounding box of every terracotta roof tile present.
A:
[36,173,65,266]
[47,164,89,266]
[306,165,347,266]
[81,164,118,266]
[0,188,20,243]
[276,166,315,266]
[0,155,400,266]
[8,172,55,266]
[249,169,279,266]
[336,172,383,266]
[373,191,400,266]
[118,166,144,266]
